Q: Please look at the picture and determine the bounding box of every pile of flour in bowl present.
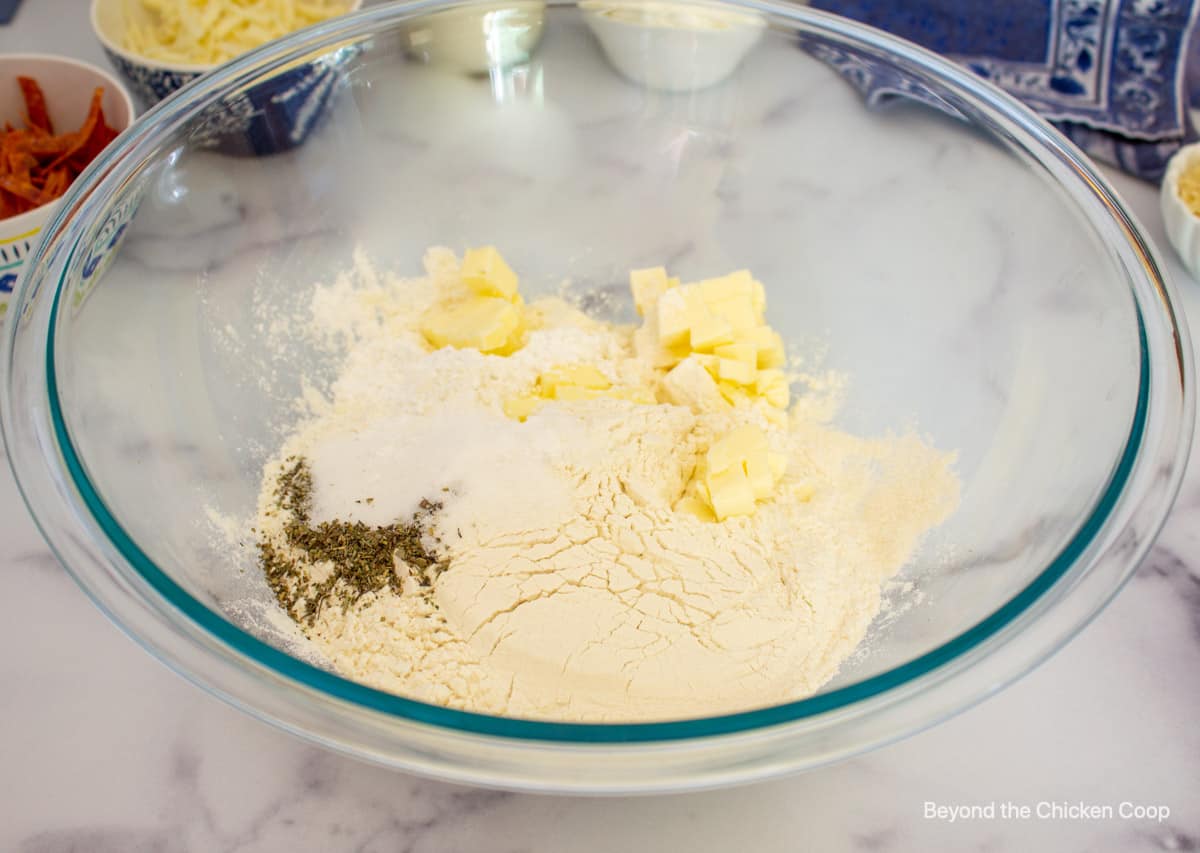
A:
[252,248,959,722]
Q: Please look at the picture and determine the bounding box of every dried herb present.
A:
[258,458,449,625]
[276,456,313,523]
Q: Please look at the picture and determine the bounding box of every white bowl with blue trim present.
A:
[0,54,135,318]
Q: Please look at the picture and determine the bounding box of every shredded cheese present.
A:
[124,0,352,66]
[1178,158,1200,218]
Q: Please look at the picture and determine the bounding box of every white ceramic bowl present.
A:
[0,54,135,318]
[581,0,765,91]
[1161,142,1200,281]
[403,1,547,74]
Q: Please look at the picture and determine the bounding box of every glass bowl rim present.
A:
[11,0,1194,745]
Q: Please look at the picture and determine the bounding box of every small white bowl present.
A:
[0,54,135,318]
[403,1,547,74]
[1161,142,1200,282]
[581,0,765,92]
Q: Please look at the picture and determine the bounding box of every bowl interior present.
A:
[44,3,1144,730]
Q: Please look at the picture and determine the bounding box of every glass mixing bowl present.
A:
[3,0,1193,793]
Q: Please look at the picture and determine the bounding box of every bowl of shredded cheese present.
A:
[91,0,360,154]
[6,0,1193,793]
[1161,142,1200,282]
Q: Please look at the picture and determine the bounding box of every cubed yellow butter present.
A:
[706,424,769,472]
[674,495,716,522]
[705,465,756,520]
[656,288,692,346]
[611,387,659,405]
[683,285,709,316]
[760,333,785,368]
[768,451,788,481]
[689,314,736,351]
[698,270,755,302]
[745,326,786,368]
[751,279,766,315]
[630,266,671,316]
[495,333,527,356]
[744,451,776,501]
[713,342,757,367]
[552,385,607,402]
[662,357,727,413]
[421,297,523,353]
[706,294,759,332]
[634,325,689,369]
[718,358,756,386]
[503,394,543,421]
[692,353,721,376]
[695,425,785,518]
[540,364,611,392]
[717,380,751,406]
[755,369,790,409]
[461,246,519,302]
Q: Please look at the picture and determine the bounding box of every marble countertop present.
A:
[3,2,1199,851]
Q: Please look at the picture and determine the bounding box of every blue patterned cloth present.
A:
[0,0,22,25]
[811,0,1200,181]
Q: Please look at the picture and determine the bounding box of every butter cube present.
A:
[768,452,788,481]
[755,369,790,409]
[496,311,528,354]
[421,297,523,353]
[699,425,785,517]
[662,357,727,413]
[630,267,671,316]
[689,314,736,351]
[461,246,519,302]
[634,324,689,368]
[553,385,607,402]
[692,353,721,376]
[656,289,694,346]
[718,358,756,386]
[745,326,786,369]
[744,452,776,500]
[503,394,543,421]
[707,294,759,332]
[717,380,751,406]
[706,424,769,474]
[611,387,659,405]
[698,270,755,302]
[540,364,611,393]
[675,495,716,522]
[713,342,757,367]
[705,465,756,520]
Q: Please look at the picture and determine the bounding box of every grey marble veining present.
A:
[2,1,1199,850]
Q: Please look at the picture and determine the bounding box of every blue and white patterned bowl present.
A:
[91,0,361,157]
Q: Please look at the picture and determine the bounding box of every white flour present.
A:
[253,250,960,722]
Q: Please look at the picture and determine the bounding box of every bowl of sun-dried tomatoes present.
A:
[0,55,134,315]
